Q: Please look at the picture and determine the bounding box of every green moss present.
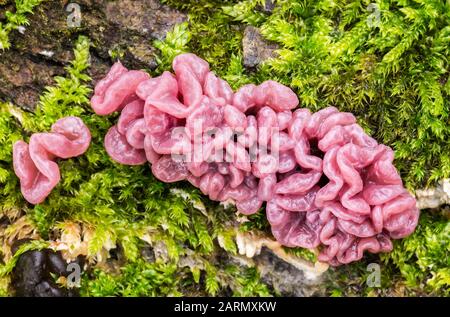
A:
[0,0,449,297]
[160,0,246,76]
[0,106,26,212]
[222,265,272,296]
[0,0,44,50]
[80,259,271,297]
[283,247,317,263]
[239,209,270,232]
[381,212,450,295]
[0,278,8,296]
[80,259,182,297]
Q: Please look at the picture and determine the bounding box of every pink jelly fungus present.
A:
[91,61,151,116]
[13,116,91,205]
[92,53,419,265]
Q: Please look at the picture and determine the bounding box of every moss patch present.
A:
[0,0,449,297]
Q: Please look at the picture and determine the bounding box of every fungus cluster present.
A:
[12,54,418,265]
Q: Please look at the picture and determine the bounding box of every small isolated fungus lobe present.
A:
[13,116,91,204]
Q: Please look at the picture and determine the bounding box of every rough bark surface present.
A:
[0,0,187,110]
[242,25,278,68]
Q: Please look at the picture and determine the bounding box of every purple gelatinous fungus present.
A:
[13,116,91,204]
[92,53,419,265]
